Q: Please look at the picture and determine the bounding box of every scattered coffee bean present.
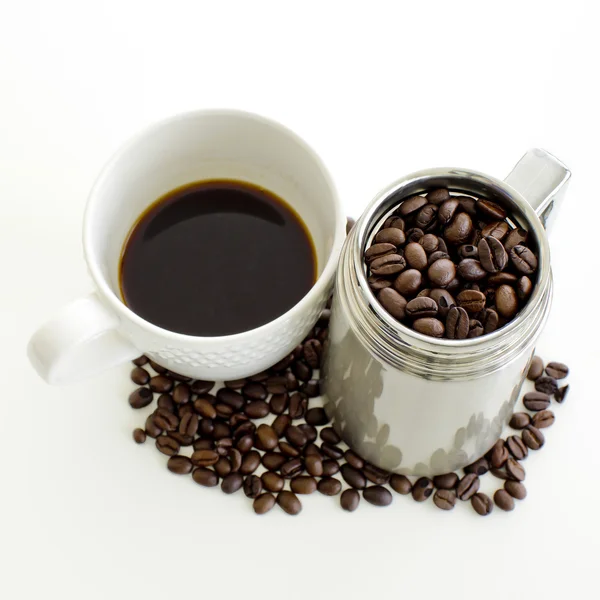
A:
[506,435,528,460]
[464,457,489,476]
[167,455,193,475]
[320,428,341,444]
[523,391,551,411]
[363,486,393,506]
[291,476,318,494]
[288,393,308,419]
[522,425,545,450]
[432,473,458,490]
[412,477,434,502]
[322,460,341,477]
[253,493,276,514]
[457,473,480,501]
[340,464,367,489]
[505,458,526,482]
[555,384,569,403]
[535,376,558,396]
[129,387,153,409]
[256,424,278,450]
[156,435,180,456]
[131,367,150,385]
[221,472,243,494]
[509,412,531,429]
[304,407,329,426]
[192,467,219,487]
[132,355,149,367]
[277,491,302,515]
[149,375,173,393]
[490,440,509,469]
[133,428,146,444]
[363,463,390,485]
[532,410,555,429]
[340,489,360,512]
[214,457,231,478]
[527,355,544,380]
[545,362,569,379]
[305,455,324,477]
[261,471,284,492]
[239,450,261,474]
[504,480,527,500]
[471,492,493,516]
[344,450,364,469]
[317,477,342,496]
[434,489,457,510]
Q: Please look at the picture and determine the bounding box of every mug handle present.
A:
[504,148,571,233]
[27,293,140,384]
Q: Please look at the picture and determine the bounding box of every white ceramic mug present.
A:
[28,109,345,384]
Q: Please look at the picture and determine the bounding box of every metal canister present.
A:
[322,149,570,476]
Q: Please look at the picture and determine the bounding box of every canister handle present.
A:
[504,148,570,233]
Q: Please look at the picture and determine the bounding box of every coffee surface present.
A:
[120,180,316,336]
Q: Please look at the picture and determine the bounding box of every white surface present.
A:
[27,109,345,382]
[1,1,598,599]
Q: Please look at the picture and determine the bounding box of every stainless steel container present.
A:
[322,149,570,476]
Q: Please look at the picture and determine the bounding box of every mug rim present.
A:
[83,108,346,343]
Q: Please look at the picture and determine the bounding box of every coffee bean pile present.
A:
[128,335,569,516]
[364,188,539,339]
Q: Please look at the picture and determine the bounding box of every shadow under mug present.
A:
[28,109,346,384]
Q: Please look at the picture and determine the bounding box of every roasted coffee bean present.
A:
[238,450,260,474]
[429,289,454,318]
[153,408,179,431]
[132,355,149,367]
[148,359,167,373]
[271,414,292,438]
[490,467,511,481]
[522,425,545,450]
[446,306,469,339]
[506,458,525,481]
[378,288,408,319]
[457,258,487,282]
[517,276,533,301]
[508,412,531,429]
[467,319,484,338]
[413,317,445,337]
[438,199,460,225]
[478,236,508,273]
[504,480,527,500]
[279,441,300,457]
[167,455,193,475]
[344,450,364,469]
[253,493,276,515]
[131,367,150,385]
[457,290,486,313]
[252,425,276,451]
[488,272,518,286]
[320,427,341,444]
[156,435,180,456]
[215,388,244,411]
[192,467,219,487]
[363,485,393,506]
[304,443,321,457]
[288,393,308,419]
[385,473,411,495]
[261,471,284,493]
[482,308,499,334]
[340,464,367,489]
[370,253,407,276]
[457,473,480,500]
[375,227,406,246]
[428,251,450,266]
[215,403,234,419]
[301,380,320,398]
[177,404,194,419]
[458,244,479,260]
[194,398,217,419]
[242,381,267,401]
[399,195,428,216]
[340,489,360,512]
[406,297,438,318]
[477,199,506,220]
[269,393,289,415]
[224,378,246,390]
[527,355,544,380]
[490,440,510,469]
[285,425,308,448]
[242,474,262,498]
[482,220,509,240]
[532,410,555,429]
[404,242,428,270]
[144,414,162,438]
[190,379,214,394]
[506,435,528,460]
[394,269,423,296]
[368,275,393,291]
[281,458,303,478]
[305,455,324,477]
[214,457,232,478]
[168,432,193,447]
[424,188,450,205]
[291,476,318,495]
[178,412,198,437]
[245,400,270,419]
[383,216,406,230]
[428,259,456,288]
[365,242,396,263]
[523,391,551,411]
[322,459,340,476]
[133,428,147,444]
[220,472,243,494]
[232,420,254,439]
[510,244,538,274]
[304,407,329,426]
[415,203,438,229]
[321,443,344,460]
[193,438,214,451]
[149,375,173,393]
[545,361,569,379]
[296,424,317,444]
[172,383,191,404]
[419,233,440,253]
[432,473,458,490]
[191,449,219,467]
[129,387,153,409]
[555,384,569,403]
[363,463,390,485]
[277,491,302,515]
[444,212,473,244]
[471,492,494,516]
[412,477,434,502]
[214,438,233,456]
[157,393,175,412]
[464,457,489,476]
[495,285,518,319]
[434,489,457,510]
[406,228,425,243]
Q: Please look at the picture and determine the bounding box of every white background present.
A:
[1,1,599,599]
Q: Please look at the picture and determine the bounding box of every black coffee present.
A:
[120,180,316,336]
